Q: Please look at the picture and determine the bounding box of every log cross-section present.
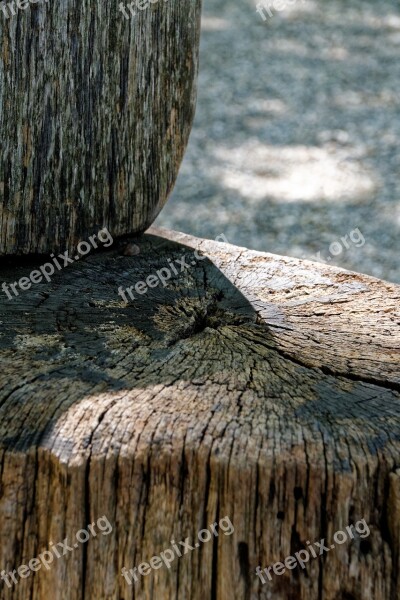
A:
[0,228,399,600]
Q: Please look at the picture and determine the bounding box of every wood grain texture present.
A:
[0,228,399,599]
[0,1,201,255]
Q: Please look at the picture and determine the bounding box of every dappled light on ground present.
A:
[213,142,378,203]
[155,0,400,283]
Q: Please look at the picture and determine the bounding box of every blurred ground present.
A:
[155,0,400,283]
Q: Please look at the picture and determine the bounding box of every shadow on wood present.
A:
[0,229,399,599]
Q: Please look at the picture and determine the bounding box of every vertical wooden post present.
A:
[0,0,202,255]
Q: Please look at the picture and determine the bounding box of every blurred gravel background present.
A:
[155,0,400,283]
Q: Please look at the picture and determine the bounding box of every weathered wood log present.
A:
[0,228,399,599]
[0,1,201,255]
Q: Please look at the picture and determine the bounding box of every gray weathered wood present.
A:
[0,228,399,599]
[0,1,202,255]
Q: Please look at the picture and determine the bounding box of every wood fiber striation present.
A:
[0,1,202,254]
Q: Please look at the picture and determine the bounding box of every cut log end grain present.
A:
[0,228,399,600]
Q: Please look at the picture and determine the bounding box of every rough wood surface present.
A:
[0,228,399,600]
[0,2,201,255]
